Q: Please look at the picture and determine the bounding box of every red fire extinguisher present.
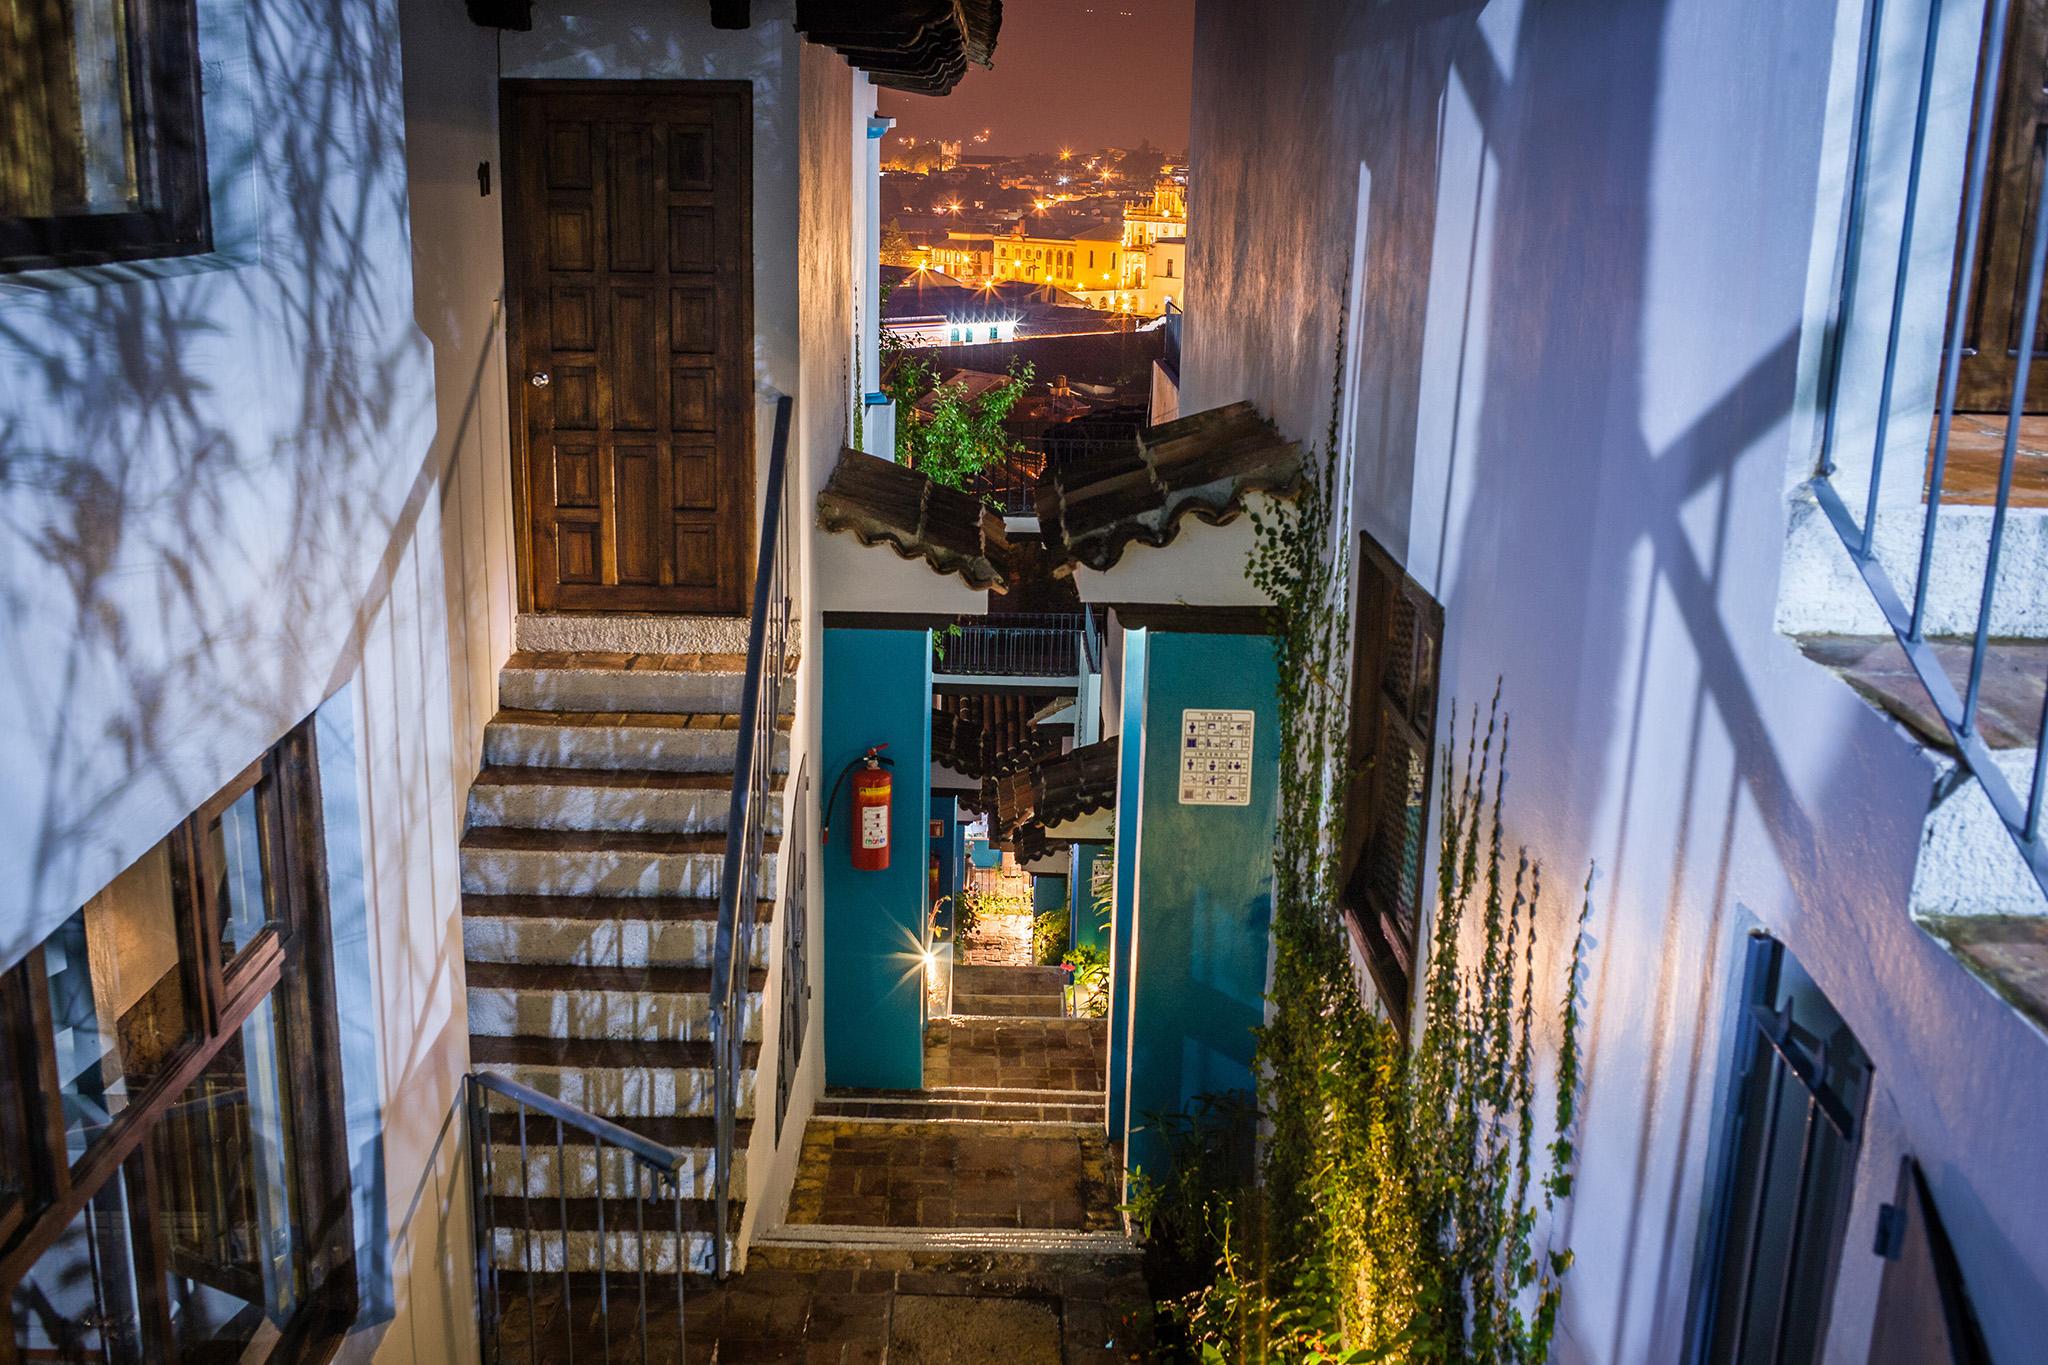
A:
[824,745,895,871]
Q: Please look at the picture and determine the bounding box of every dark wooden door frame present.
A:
[499,79,756,615]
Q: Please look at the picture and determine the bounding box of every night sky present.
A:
[878,0,1195,155]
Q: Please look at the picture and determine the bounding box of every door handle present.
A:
[530,371,551,388]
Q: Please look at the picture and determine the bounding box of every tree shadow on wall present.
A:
[0,0,435,945]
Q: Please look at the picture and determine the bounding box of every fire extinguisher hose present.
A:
[822,744,894,845]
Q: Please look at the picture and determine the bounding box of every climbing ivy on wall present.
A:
[1152,287,1594,1363]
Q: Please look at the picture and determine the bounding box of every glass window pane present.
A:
[152,993,304,1356]
[47,841,193,1162]
[8,1164,148,1363]
[209,785,276,962]
[1,0,140,219]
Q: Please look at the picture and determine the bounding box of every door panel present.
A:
[1956,0,2048,411]
[504,82,754,613]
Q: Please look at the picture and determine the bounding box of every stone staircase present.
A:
[950,961,1070,1017]
[728,960,1141,1360]
[462,651,788,1276]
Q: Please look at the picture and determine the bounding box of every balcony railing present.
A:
[466,1072,688,1365]
[933,612,1092,678]
[1813,0,2048,897]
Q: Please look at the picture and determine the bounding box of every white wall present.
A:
[1,0,515,1358]
[0,0,436,955]
[1189,1,2048,1361]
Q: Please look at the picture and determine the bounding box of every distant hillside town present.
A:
[880,141,1188,320]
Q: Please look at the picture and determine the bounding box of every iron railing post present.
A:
[1912,0,2015,639]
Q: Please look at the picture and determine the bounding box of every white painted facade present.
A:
[1,0,877,1355]
[1186,0,2048,1360]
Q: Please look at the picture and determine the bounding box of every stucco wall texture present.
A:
[1187,0,2048,1360]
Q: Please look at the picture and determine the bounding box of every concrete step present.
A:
[483,708,790,775]
[469,1036,758,1120]
[499,651,768,716]
[468,765,779,836]
[461,893,774,969]
[459,827,778,901]
[477,1113,747,1206]
[487,1213,723,1276]
[951,964,1067,996]
[465,962,765,1043]
[750,1225,1139,1262]
[816,1086,1105,1124]
[951,992,1065,1018]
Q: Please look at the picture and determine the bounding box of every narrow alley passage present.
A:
[676,930,1146,1362]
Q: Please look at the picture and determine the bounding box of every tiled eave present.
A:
[1036,401,1302,575]
[817,447,1013,591]
[991,738,1118,859]
[796,0,1001,96]
[933,692,1050,781]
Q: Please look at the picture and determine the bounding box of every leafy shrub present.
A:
[885,357,1035,490]
[1031,904,1069,965]
[1064,942,1109,1018]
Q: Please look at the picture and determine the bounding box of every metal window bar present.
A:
[465,1072,689,1365]
[710,393,797,1277]
[932,613,1087,677]
[1812,0,2048,897]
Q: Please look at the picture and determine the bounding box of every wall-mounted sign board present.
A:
[1179,708,1254,806]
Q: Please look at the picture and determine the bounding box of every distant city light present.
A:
[1059,147,1073,161]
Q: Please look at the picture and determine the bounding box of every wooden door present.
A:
[1955,0,2048,412]
[502,82,754,613]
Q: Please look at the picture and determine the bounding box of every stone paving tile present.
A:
[488,1247,1155,1362]
[924,1016,1108,1092]
[786,1120,1119,1233]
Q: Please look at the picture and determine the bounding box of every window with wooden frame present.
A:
[0,0,211,272]
[0,718,355,1362]
[1339,532,1444,1034]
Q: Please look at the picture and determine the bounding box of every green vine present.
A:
[1149,281,1593,1362]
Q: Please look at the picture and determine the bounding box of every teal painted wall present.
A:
[1119,632,1279,1184]
[822,628,932,1090]
[1032,873,1069,916]
[1107,628,1149,1140]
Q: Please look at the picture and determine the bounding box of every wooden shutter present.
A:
[1339,533,1443,1032]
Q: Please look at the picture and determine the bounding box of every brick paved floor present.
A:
[786,1120,1119,1232]
[923,1016,1107,1092]
[489,1245,1155,1363]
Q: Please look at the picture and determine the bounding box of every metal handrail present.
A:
[708,392,797,1276]
[1813,0,2048,898]
[473,1072,684,1171]
[466,1072,690,1365]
